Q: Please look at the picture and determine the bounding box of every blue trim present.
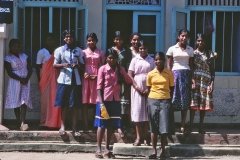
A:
[105,4,161,10]
[23,2,80,7]
[102,0,107,52]
[215,72,240,76]
[49,7,53,33]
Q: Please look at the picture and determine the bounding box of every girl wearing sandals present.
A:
[4,39,32,131]
[109,31,132,138]
[54,30,84,137]
[94,49,132,158]
[147,52,175,159]
[166,29,195,133]
[188,33,216,134]
[82,33,105,132]
[128,40,155,146]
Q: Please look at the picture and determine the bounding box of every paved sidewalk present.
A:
[0,152,240,160]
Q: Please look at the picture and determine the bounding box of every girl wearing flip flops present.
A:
[147,52,175,159]
[81,33,105,132]
[54,30,84,137]
[4,38,32,131]
[94,49,132,159]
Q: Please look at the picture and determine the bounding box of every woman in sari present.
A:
[36,33,61,129]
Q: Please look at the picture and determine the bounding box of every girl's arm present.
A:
[209,58,215,93]
[4,61,22,81]
[35,64,42,82]
[189,57,195,89]
[97,89,104,104]
[24,57,32,82]
[128,70,143,95]
[167,56,173,71]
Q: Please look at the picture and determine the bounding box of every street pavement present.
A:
[0,152,239,160]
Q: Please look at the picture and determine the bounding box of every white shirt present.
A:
[36,48,51,64]
[166,43,194,71]
[54,45,84,85]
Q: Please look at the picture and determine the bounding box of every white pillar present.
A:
[0,24,7,125]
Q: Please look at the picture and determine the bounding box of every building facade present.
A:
[1,0,240,124]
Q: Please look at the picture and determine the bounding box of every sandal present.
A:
[148,154,157,159]
[20,124,29,131]
[73,131,81,137]
[143,139,150,146]
[167,135,174,143]
[179,127,185,133]
[198,129,206,134]
[95,151,103,159]
[117,128,124,138]
[104,151,116,159]
[59,129,66,136]
[133,139,141,146]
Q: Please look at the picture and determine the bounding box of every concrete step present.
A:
[113,143,240,157]
[0,129,240,145]
[0,141,239,157]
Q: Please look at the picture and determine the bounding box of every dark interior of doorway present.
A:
[107,10,132,51]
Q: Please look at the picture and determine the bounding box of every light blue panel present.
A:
[49,7,53,33]
[171,7,190,45]
[212,11,216,52]
[133,11,161,52]
[23,2,79,7]
[76,4,88,49]
[105,4,161,11]
[13,3,25,38]
[216,72,240,76]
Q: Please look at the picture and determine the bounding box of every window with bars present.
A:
[189,11,240,73]
[188,0,240,6]
[107,0,161,5]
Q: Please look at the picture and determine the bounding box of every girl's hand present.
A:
[142,88,149,96]
[20,78,28,85]
[208,82,214,93]
[62,63,70,68]
[71,63,80,69]
[191,79,196,89]
[84,72,90,79]
[135,87,144,96]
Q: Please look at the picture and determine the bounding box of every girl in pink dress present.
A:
[82,33,105,131]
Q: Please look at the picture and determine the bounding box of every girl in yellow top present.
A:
[146,52,175,159]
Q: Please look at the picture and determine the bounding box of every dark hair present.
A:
[176,29,190,42]
[62,30,75,39]
[86,32,98,41]
[196,33,206,41]
[154,52,165,62]
[113,31,123,39]
[106,48,123,85]
[139,40,149,49]
[129,32,142,41]
[9,38,20,49]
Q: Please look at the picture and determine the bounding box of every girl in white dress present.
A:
[4,39,32,131]
[128,40,155,146]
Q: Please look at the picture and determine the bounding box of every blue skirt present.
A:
[54,83,82,108]
[94,101,121,128]
[172,69,192,111]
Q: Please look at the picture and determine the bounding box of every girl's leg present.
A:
[96,127,105,152]
[133,122,141,145]
[72,107,79,132]
[81,104,88,131]
[104,126,112,153]
[180,110,187,132]
[20,104,27,126]
[199,110,206,132]
[14,107,21,126]
[143,121,150,145]
[60,107,68,131]
[160,134,167,157]
[150,132,157,155]
[188,110,195,132]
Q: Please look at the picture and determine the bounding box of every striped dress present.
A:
[4,53,32,109]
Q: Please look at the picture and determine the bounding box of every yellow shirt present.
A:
[147,67,174,99]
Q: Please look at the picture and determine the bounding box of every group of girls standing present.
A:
[4,28,215,159]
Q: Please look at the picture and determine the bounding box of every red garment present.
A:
[39,55,61,128]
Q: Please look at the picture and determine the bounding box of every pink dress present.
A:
[82,48,105,104]
[4,53,32,109]
[128,54,155,122]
